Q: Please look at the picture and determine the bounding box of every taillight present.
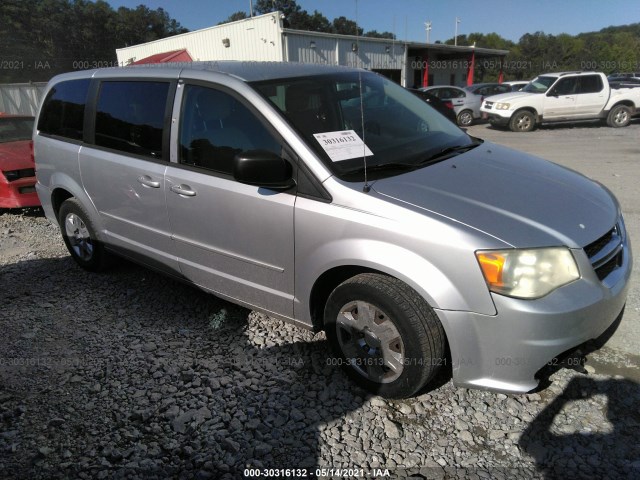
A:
[444,101,454,110]
[30,140,34,164]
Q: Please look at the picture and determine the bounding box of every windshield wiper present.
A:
[417,140,482,166]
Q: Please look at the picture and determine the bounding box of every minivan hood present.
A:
[371,142,617,248]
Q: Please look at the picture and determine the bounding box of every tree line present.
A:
[219,0,396,39]
[447,24,640,82]
[0,0,188,82]
[1,0,638,84]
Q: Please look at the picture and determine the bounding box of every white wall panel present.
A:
[116,13,283,64]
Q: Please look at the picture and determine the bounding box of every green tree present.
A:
[293,10,332,32]
[0,0,188,82]
[332,16,363,36]
[364,30,396,39]
[254,0,300,28]
[217,11,248,25]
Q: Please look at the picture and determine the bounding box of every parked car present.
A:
[481,71,640,132]
[607,75,640,87]
[407,88,457,124]
[608,72,640,81]
[35,62,632,398]
[502,81,529,92]
[419,85,481,126]
[0,114,40,210]
[464,82,512,98]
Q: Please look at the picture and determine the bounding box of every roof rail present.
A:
[559,71,584,76]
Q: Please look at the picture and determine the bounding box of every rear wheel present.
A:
[457,109,474,127]
[509,110,536,132]
[324,273,446,398]
[607,105,631,128]
[58,198,109,271]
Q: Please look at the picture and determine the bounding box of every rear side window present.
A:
[578,75,604,94]
[37,79,90,141]
[95,81,170,159]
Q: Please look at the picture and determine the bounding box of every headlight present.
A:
[495,102,511,110]
[475,247,579,299]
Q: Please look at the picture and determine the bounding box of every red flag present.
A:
[466,51,475,86]
[498,69,504,83]
[422,56,429,88]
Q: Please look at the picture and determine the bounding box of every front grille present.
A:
[484,101,493,110]
[595,251,623,281]
[3,168,35,182]
[583,224,623,282]
[584,227,615,258]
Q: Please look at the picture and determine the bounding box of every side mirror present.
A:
[233,150,295,190]
[547,88,559,97]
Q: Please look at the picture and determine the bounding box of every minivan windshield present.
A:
[252,71,474,180]
[522,76,557,94]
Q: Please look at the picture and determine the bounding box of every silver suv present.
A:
[34,62,632,398]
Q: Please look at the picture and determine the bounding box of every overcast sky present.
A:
[105,0,639,43]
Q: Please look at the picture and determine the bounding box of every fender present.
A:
[294,237,497,325]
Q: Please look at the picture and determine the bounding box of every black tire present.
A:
[324,273,446,398]
[607,105,631,128]
[58,198,109,272]
[509,110,536,132]
[457,109,474,127]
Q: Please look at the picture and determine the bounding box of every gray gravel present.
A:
[1,198,639,477]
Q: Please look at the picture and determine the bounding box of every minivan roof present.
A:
[61,61,363,83]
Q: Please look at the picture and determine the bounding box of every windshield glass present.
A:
[0,117,34,143]
[251,71,471,179]
[523,76,557,93]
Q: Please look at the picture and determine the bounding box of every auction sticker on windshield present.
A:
[313,130,373,162]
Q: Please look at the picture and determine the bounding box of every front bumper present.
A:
[0,175,40,208]
[480,110,512,126]
[436,236,633,393]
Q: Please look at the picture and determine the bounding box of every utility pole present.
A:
[424,21,432,44]
[455,17,461,46]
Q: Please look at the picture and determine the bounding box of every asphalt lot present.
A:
[467,119,640,377]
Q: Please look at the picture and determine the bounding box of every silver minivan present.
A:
[34,62,632,398]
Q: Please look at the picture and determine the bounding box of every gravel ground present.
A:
[2,124,640,479]
[1,211,638,479]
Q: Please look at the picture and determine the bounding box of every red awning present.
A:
[130,49,192,65]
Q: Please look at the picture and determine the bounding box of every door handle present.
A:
[170,184,197,197]
[137,175,161,188]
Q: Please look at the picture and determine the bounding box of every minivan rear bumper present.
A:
[437,239,632,393]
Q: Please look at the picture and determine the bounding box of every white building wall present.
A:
[285,33,404,70]
[116,13,284,64]
[336,39,403,70]
[286,34,336,64]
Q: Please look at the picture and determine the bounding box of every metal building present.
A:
[0,83,47,116]
[115,12,508,88]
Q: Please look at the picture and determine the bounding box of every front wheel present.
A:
[324,273,446,398]
[58,198,109,271]
[509,110,536,132]
[457,109,474,127]
[607,105,631,128]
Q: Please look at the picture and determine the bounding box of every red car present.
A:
[0,114,39,209]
